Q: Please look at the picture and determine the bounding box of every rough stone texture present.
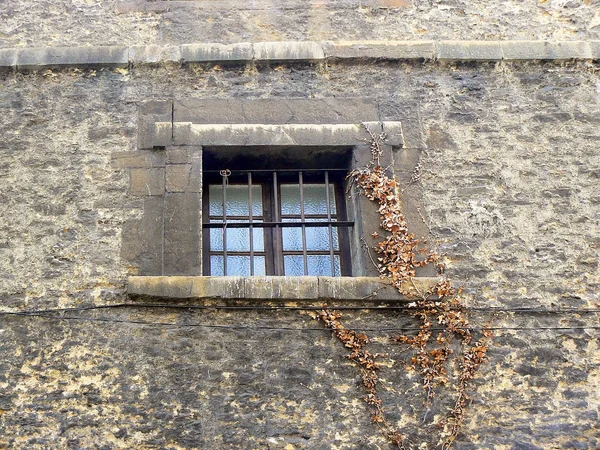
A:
[1,58,599,450]
[128,276,437,301]
[17,46,129,69]
[1,1,600,47]
[323,40,436,60]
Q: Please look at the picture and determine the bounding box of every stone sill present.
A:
[127,276,439,301]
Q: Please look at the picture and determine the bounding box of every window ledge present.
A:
[127,276,439,302]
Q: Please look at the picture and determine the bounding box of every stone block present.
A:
[0,48,17,68]
[181,123,372,147]
[190,277,245,299]
[501,40,592,60]
[285,98,380,124]
[173,122,193,146]
[163,193,202,276]
[165,164,201,193]
[437,41,502,61]
[128,276,194,298]
[112,150,165,169]
[153,122,173,147]
[121,197,164,276]
[166,146,201,164]
[138,101,173,149]
[382,121,404,147]
[129,45,181,64]
[140,100,173,117]
[324,41,435,60]
[253,41,325,61]
[181,43,253,63]
[128,168,165,196]
[244,276,319,300]
[17,46,129,69]
[318,277,403,300]
[173,98,380,125]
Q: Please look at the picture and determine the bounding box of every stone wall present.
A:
[1,0,600,48]
[1,57,598,449]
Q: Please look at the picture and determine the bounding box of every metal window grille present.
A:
[202,169,352,276]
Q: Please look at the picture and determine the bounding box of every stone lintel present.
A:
[127,276,440,301]
[173,122,403,147]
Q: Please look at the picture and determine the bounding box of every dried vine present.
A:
[315,127,492,449]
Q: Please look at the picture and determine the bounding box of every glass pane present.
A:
[210,223,264,252]
[284,255,305,276]
[252,256,266,276]
[306,227,338,251]
[210,255,224,276]
[211,255,265,276]
[209,185,224,216]
[281,226,339,251]
[280,183,336,217]
[209,185,262,218]
[280,184,301,216]
[307,255,340,277]
[282,227,302,251]
[303,184,336,215]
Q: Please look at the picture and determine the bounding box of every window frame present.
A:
[201,167,353,277]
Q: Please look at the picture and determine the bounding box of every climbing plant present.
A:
[315,126,492,449]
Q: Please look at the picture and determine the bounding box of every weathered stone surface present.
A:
[437,40,502,61]
[0,48,17,68]
[128,168,165,196]
[127,276,436,300]
[253,41,325,61]
[166,146,201,165]
[120,197,164,275]
[173,122,403,147]
[163,193,201,276]
[173,98,380,124]
[112,150,166,169]
[2,56,600,450]
[501,40,593,60]
[324,40,435,60]
[129,44,181,64]
[17,46,128,69]
[138,101,173,150]
[181,43,253,62]
[244,276,319,300]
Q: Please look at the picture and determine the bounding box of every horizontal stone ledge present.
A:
[172,122,404,147]
[1,40,599,70]
[127,276,440,301]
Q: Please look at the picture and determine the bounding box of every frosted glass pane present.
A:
[280,183,336,217]
[280,185,301,215]
[284,255,305,276]
[211,255,265,276]
[210,223,264,252]
[210,228,223,251]
[303,184,336,215]
[306,227,338,251]
[282,227,302,251]
[210,255,224,276]
[252,256,266,276]
[307,255,340,277]
[209,185,262,217]
[209,185,223,216]
[282,226,339,251]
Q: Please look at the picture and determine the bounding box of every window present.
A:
[202,147,353,277]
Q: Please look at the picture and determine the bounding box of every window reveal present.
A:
[203,169,352,276]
